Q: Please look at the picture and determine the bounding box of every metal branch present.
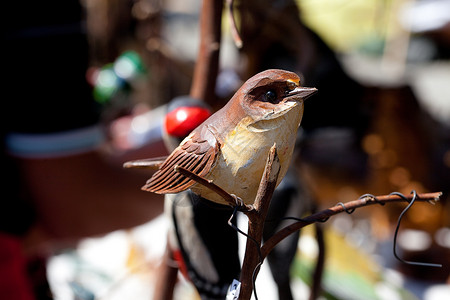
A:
[260,192,443,259]
[154,145,442,299]
[123,156,167,170]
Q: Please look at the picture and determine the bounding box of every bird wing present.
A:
[142,125,219,194]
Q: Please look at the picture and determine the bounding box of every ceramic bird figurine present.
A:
[143,69,316,205]
[159,97,310,300]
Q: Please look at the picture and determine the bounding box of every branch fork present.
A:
[172,144,443,299]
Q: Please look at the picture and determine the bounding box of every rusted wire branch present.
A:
[170,149,443,299]
[260,192,442,259]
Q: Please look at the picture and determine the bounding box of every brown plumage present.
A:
[144,127,218,193]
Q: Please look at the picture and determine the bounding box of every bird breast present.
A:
[190,104,303,205]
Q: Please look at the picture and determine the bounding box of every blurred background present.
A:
[2,0,449,299]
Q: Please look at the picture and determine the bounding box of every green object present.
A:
[93,64,122,103]
[113,50,146,81]
[93,51,146,104]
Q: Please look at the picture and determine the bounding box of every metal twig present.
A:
[260,191,443,259]
[123,156,167,170]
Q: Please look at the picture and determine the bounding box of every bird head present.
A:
[235,69,317,123]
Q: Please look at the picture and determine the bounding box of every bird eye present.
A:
[264,90,277,103]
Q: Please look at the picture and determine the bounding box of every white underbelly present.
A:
[191,105,303,205]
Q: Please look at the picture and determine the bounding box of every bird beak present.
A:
[288,86,317,100]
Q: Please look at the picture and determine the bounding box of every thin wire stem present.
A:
[392,191,442,268]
